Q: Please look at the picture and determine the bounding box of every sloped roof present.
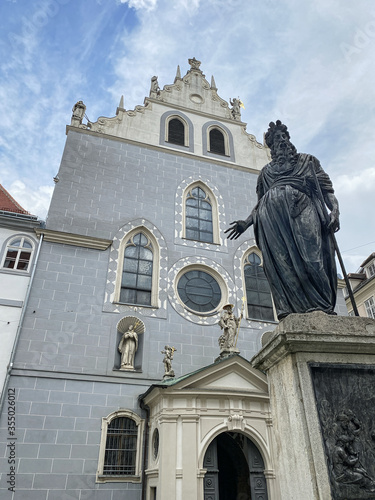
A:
[0,184,30,214]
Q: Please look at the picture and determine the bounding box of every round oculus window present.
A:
[177,270,222,313]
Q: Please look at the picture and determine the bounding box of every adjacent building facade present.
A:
[0,59,347,499]
[345,252,375,318]
[0,184,42,397]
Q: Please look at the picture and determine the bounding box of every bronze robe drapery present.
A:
[253,153,337,319]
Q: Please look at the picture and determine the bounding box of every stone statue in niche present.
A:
[161,345,176,379]
[118,325,138,370]
[218,304,242,356]
[71,100,86,127]
[116,316,145,371]
[150,76,160,97]
[229,97,241,120]
[225,120,340,320]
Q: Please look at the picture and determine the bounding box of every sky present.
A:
[0,0,374,272]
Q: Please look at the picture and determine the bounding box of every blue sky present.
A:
[0,0,374,271]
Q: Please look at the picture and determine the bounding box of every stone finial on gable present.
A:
[188,57,202,72]
[211,75,217,91]
[174,65,182,82]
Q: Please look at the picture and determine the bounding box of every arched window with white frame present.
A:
[167,117,186,146]
[2,236,34,272]
[183,182,220,244]
[202,121,235,161]
[209,127,226,155]
[97,410,144,483]
[243,251,274,322]
[116,229,159,308]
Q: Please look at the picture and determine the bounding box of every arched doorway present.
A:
[203,432,268,500]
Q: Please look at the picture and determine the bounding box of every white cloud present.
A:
[118,0,157,11]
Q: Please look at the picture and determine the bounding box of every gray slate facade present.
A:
[0,59,347,500]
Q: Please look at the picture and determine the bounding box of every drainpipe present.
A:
[139,395,150,500]
[0,233,44,413]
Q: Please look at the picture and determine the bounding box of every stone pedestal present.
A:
[251,312,375,500]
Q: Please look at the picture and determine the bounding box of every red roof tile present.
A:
[0,184,30,214]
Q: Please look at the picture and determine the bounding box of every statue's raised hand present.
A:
[224,220,249,240]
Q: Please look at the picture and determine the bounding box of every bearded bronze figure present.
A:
[226,120,340,320]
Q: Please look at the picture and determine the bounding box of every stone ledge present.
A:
[251,312,375,372]
[34,228,112,250]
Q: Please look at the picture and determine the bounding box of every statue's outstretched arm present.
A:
[325,192,340,232]
[225,213,254,240]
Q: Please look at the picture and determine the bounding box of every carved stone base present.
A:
[251,312,375,500]
[215,347,240,362]
[163,370,175,380]
[120,366,135,371]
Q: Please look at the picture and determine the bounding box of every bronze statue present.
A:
[226,120,340,320]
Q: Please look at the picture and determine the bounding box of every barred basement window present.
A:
[209,128,225,155]
[168,118,185,145]
[244,252,274,321]
[104,417,137,475]
[2,236,33,272]
[97,410,144,483]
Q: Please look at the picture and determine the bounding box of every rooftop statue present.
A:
[225,120,340,320]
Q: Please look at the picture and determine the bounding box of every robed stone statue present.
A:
[226,120,340,320]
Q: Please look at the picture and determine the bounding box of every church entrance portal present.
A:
[203,432,268,500]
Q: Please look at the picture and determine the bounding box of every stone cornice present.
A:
[34,228,112,250]
[252,312,375,372]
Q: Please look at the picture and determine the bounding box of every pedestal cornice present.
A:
[251,311,375,372]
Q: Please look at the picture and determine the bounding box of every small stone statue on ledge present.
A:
[217,304,242,359]
[161,345,177,379]
[71,100,86,127]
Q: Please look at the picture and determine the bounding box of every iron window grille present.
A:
[103,417,138,476]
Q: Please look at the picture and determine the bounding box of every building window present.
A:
[177,268,223,314]
[244,252,274,321]
[120,232,154,306]
[2,237,33,271]
[367,262,375,278]
[365,297,375,319]
[209,128,226,155]
[168,117,185,146]
[185,186,214,243]
[97,410,144,483]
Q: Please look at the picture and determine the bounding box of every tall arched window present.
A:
[168,118,185,146]
[244,252,274,321]
[209,128,225,155]
[120,232,154,306]
[185,186,213,243]
[2,236,34,271]
[97,410,144,483]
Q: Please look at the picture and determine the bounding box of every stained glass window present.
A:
[244,253,274,321]
[120,233,153,306]
[177,269,221,313]
[185,187,213,243]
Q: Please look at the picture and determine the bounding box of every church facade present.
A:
[0,59,347,500]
